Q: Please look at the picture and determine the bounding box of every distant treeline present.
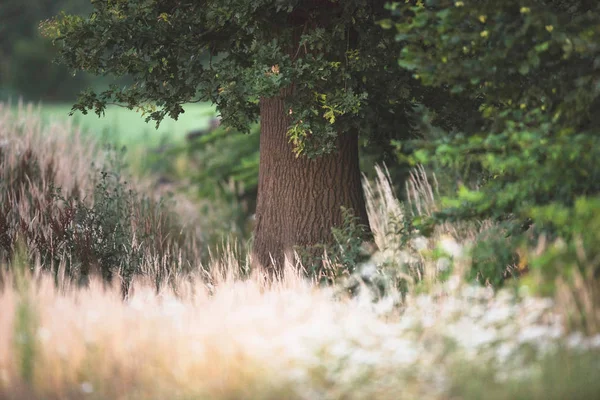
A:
[0,0,121,102]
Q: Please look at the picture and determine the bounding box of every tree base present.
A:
[252,89,370,273]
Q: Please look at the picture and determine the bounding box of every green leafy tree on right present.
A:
[386,0,600,286]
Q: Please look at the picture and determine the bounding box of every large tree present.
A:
[43,0,426,271]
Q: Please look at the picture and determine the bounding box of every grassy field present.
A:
[30,102,216,148]
[2,104,600,399]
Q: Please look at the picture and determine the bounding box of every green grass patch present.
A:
[34,102,216,148]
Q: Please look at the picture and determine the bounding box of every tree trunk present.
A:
[252,87,370,273]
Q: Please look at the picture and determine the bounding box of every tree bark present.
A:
[252,87,370,273]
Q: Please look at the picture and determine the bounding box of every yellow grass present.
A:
[0,266,406,400]
[0,101,102,199]
[3,258,600,400]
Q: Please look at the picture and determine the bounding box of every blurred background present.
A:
[0,0,218,142]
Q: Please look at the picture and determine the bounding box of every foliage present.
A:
[525,198,600,334]
[468,225,520,287]
[385,0,600,286]
[529,198,600,283]
[296,207,371,284]
[8,37,90,101]
[180,124,260,201]
[330,208,372,272]
[34,102,216,161]
[57,151,150,285]
[42,0,444,157]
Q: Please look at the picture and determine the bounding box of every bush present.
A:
[529,198,600,284]
[295,206,372,285]
[385,0,600,287]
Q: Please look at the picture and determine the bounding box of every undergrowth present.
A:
[0,103,203,294]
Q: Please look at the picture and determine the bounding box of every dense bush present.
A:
[384,0,600,287]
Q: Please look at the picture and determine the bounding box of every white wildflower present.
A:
[37,327,51,342]
[495,342,516,364]
[446,319,497,350]
[468,303,486,320]
[446,275,462,292]
[517,325,554,344]
[566,332,585,349]
[348,348,380,367]
[390,340,420,365]
[482,305,513,326]
[359,262,378,278]
[373,295,397,315]
[80,381,94,394]
[411,235,429,251]
[436,257,452,272]
[439,236,463,258]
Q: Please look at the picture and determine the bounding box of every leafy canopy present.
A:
[43,0,426,157]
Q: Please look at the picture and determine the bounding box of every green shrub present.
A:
[468,225,520,287]
[385,0,600,287]
[296,207,371,285]
[525,198,600,334]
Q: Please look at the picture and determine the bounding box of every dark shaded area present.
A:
[0,0,133,102]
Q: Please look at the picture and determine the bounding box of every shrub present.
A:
[296,206,372,285]
[385,0,600,287]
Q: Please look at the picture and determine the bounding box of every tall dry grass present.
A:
[0,102,204,292]
[0,262,403,400]
[0,102,101,198]
[362,164,498,291]
[2,254,600,400]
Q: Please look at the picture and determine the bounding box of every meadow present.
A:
[1,103,599,399]
[31,102,215,148]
